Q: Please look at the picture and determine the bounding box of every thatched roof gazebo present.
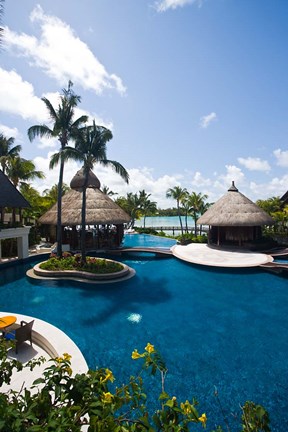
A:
[0,170,31,260]
[280,190,288,207]
[197,181,274,247]
[0,170,30,224]
[38,168,131,250]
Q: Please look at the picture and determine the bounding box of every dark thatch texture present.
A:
[38,187,131,226]
[70,167,101,191]
[0,170,30,208]
[280,190,288,206]
[197,183,274,227]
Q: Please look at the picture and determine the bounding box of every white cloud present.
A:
[199,112,217,129]
[0,76,113,146]
[0,68,47,121]
[31,153,186,208]
[31,154,286,209]
[216,165,245,189]
[0,124,19,139]
[154,0,203,12]
[4,5,126,95]
[32,154,80,193]
[238,157,271,172]
[273,148,288,167]
[250,174,288,199]
[191,171,212,187]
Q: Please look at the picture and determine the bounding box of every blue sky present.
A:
[1,0,288,208]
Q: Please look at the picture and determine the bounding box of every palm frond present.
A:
[99,159,129,184]
[28,125,54,142]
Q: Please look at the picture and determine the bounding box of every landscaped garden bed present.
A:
[32,253,133,281]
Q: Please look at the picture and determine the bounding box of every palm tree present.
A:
[0,134,22,174]
[198,200,211,235]
[187,192,208,236]
[53,121,129,262]
[166,186,188,235]
[6,157,44,188]
[141,199,157,228]
[43,183,70,207]
[115,193,141,229]
[28,81,88,257]
[181,196,191,233]
[138,190,157,228]
[101,185,118,197]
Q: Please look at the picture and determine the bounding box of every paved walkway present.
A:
[171,243,274,267]
[1,312,88,394]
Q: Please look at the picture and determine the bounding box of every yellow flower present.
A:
[105,368,115,382]
[100,368,115,383]
[63,353,72,361]
[131,349,145,359]
[145,343,155,354]
[64,366,73,376]
[198,413,207,428]
[180,400,192,415]
[102,391,113,403]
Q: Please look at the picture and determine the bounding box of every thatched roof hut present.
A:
[0,170,30,209]
[0,170,30,225]
[39,170,130,226]
[39,187,131,226]
[197,182,274,246]
[38,168,130,249]
[280,190,288,207]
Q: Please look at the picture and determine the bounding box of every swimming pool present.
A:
[1,234,287,431]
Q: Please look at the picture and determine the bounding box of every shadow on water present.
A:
[38,273,171,326]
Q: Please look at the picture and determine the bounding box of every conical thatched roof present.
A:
[280,190,288,206]
[38,186,131,226]
[197,182,274,227]
[0,170,30,208]
[70,167,101,190]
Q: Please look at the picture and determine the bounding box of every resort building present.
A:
[0,170,31,260]
[197,181,274,247]
[38,168,131,250]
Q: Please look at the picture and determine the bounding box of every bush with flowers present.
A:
[0,339,271,431]
[39,252,124,274]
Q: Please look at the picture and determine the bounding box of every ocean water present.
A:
[0,234,287,431]
[134,215,197,235]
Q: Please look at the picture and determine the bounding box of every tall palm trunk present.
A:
[185,210,188,233]
[80,172,89,263]
[177,201,184,235]
[56,157,64,257]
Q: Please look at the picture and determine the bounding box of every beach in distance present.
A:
[134,216,196,234]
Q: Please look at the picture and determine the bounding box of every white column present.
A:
[17,233,29,259]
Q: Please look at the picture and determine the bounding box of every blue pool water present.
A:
[1,234,288,431]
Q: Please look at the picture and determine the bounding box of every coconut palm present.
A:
[101,185,118,197]
[52,121,129,262]
[116,193,141,229]
[181,196,191,233]
[138,190,157,228]
[43,184,70,207]
[28,81,88,257]
[166,186,188,235]
[0,134,22,174]
[141,199,157,228]
[6,157,44,188]
[187,191,208,236]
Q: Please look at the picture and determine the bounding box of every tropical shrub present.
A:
[177,234,207,245]
[0,340,271,431]
[39,255,124,274]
